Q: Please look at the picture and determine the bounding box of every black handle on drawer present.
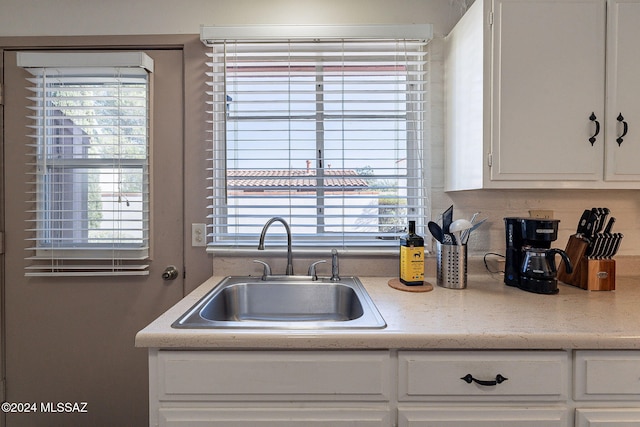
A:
[589,112,600,146]
[460,373,508,387]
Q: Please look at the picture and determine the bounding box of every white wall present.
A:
[0,0,470,37]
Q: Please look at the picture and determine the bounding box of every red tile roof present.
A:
[228,169,369,190]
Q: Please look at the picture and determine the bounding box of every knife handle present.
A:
[604,217,615,234]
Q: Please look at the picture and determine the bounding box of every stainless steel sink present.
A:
[171,276,386,329]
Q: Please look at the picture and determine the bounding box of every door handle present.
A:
[617,113,628,146]
[589,112,600,146]
[162,265,179,281]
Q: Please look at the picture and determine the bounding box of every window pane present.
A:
[207,40,428,248]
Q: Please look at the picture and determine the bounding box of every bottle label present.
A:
[400,245,424,283]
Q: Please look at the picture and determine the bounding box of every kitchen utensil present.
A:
[427,221,445,244]
[576,209,591,235]
[584,208,599,239]
[604,217,616,234]
[461,218,487,244]
[449,219,473,247]
[442,205,454,235]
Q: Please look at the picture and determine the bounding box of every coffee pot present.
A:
[520,247,573,294]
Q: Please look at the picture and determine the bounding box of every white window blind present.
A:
[18,52,153,276]
[203,26,430,251]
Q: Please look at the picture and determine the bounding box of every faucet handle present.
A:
[253,260,272,280]
[331,249,341,281]
[307,260,327,281]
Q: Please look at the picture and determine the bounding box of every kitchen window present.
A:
[203,25,432,251]
[18,52,153,276]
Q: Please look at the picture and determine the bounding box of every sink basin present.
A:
[172,276,386,329]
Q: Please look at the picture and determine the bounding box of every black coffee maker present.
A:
[504,217,573,294]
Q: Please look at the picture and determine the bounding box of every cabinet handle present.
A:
[460,373,508,387]
[617,113,628,146]
[589,112,600,146]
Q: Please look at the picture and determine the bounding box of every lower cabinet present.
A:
[574,351,640,427]
[575,409,640,427]
[148,349,640,427]
[397,351,569,427]
[398,408,568,427]
[158,408,391,427]
[149,350,392,427]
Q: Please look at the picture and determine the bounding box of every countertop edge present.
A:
[135,274,640,350]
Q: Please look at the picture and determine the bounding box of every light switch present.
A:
[191,223,207,247]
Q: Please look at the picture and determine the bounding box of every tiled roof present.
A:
[228,169,369,190]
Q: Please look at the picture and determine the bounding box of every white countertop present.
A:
[135,273,640,350]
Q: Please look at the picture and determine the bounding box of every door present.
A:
[491,0,606,181]
[2,49,184,426]
[605,0,640,181]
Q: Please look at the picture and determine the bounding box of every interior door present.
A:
[2,49,184,426]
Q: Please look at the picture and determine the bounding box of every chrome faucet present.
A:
[258,217,294,275]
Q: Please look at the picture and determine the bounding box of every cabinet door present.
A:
[398,408,567,427]
[491,0,606,182]
[159,408,391,427]
[576,409,640,427]
[605,0,640,181]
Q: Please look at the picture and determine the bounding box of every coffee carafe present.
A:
[520,247,573,295]
[504,217,573,294]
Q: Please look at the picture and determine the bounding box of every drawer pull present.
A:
[460,373,508,387]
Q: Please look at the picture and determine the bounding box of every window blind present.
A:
[18,52,153,276]
[203,27,430,251]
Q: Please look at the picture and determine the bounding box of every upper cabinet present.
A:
[444,0,640,191]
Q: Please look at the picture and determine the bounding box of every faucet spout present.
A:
[258,217,294,275]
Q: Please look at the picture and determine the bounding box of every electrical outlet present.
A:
[529,210,554,219]
[191,223,207,247]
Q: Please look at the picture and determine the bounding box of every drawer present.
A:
[575,350,640,400]
[159,408,391,427]
[398,408,568,427]
[398,351,569,402]
[157,350,391,401]
[575,409,640,427]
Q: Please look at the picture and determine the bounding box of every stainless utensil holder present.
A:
[437,242,467,289]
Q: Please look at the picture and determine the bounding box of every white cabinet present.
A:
[576,409,640,427]
[444,0,640,190]
[399,408,567,427]
[604,0,640,181]
[397,351,569,426]
[158,408,390,427]
[149,350,391,427]
[574,351,640,427]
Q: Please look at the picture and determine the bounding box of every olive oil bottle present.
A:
[400,221,425,285]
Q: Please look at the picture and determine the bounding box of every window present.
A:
[18,52,153,276]
[204,26,431,251]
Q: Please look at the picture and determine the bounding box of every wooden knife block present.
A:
[580,258,616,291]
[557,235,589,287]
[558,235,615,291]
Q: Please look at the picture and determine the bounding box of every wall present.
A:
[0,2,638,425]
[4,0,637,262]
